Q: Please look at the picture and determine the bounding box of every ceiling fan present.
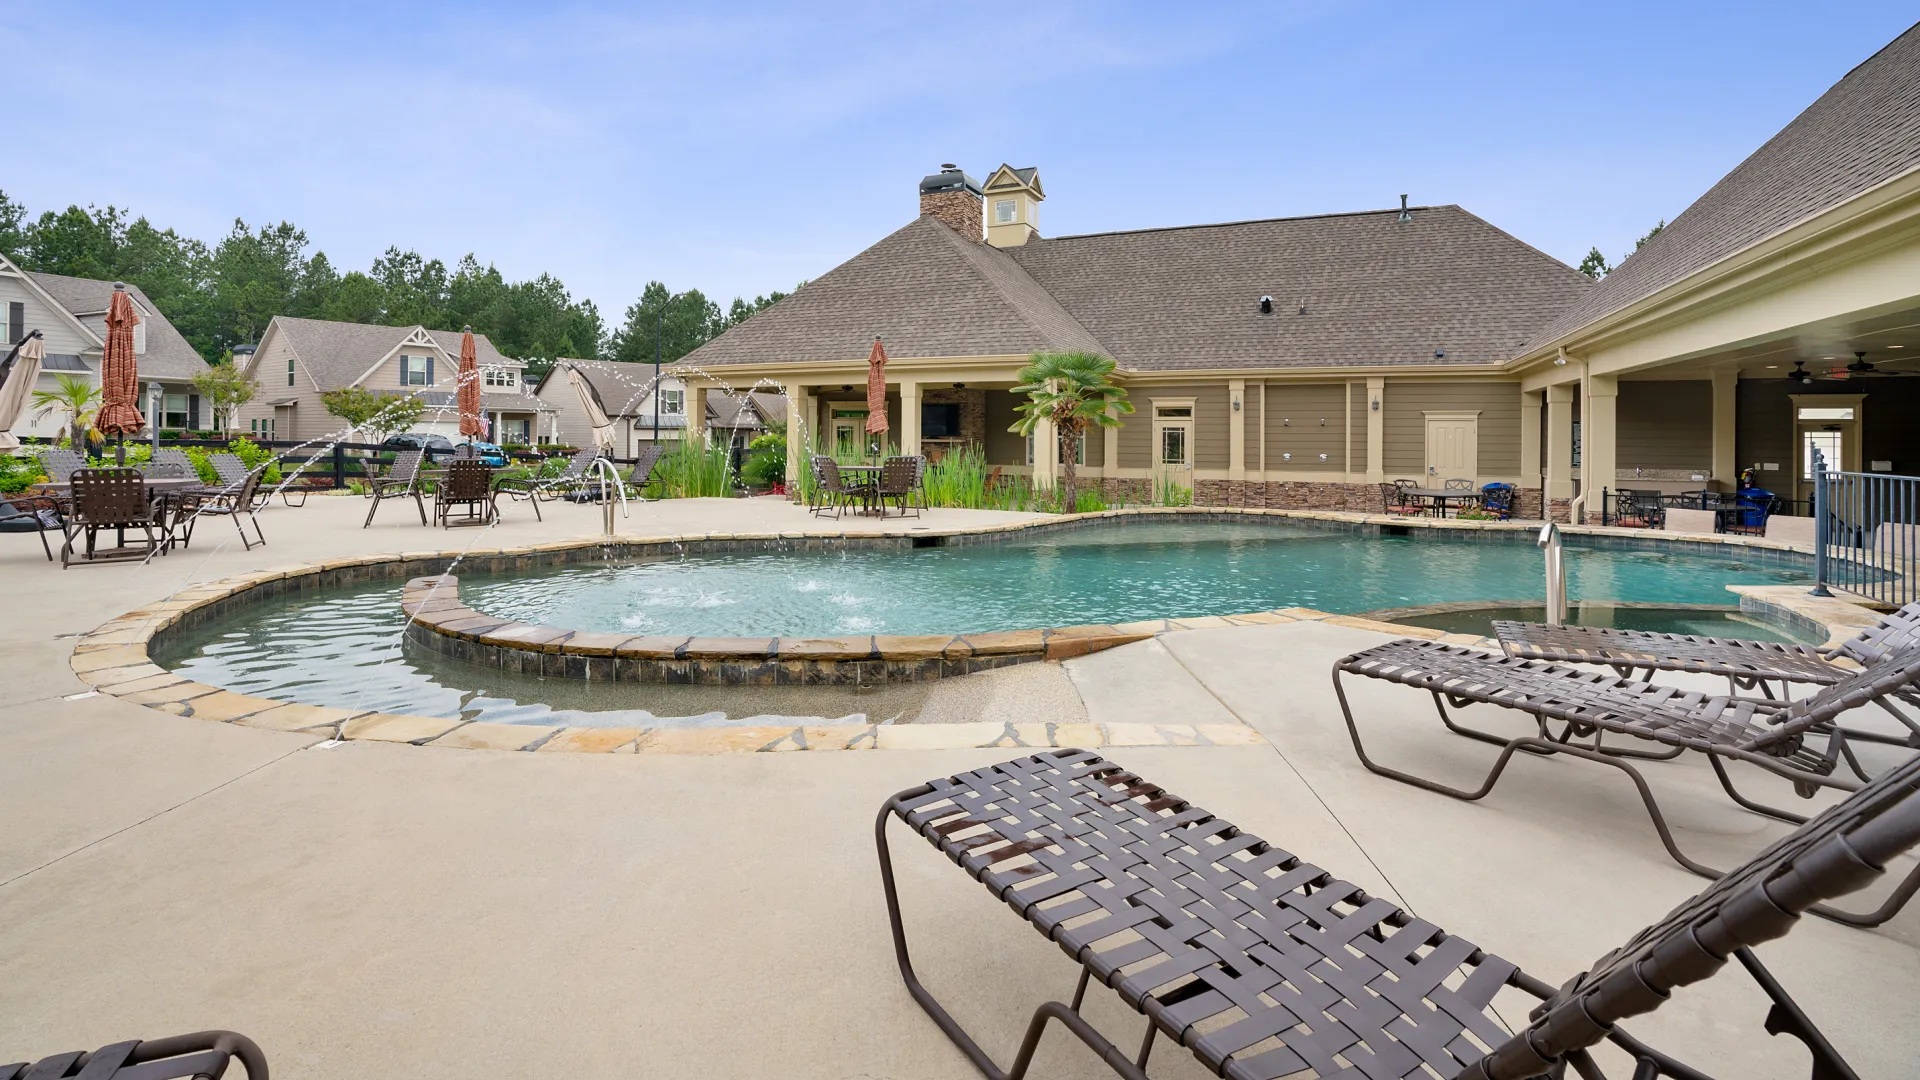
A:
[1818,351,1917,380]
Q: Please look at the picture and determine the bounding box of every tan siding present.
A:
[1618,380,1712,470]
[1263,383,1346,471]
[365,347,446,391]
[1081,420,1104,468]
[1242,382,1260,468]
[986,390,1025,465]
[1348,381,1367,474]
[0,276,94,356]
[1383,380,1521,477]
[1118,402,1150,469]
[1135,383,1228,469]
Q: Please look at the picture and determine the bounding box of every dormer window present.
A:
[483,368,517,388]
[994,199,1018,225]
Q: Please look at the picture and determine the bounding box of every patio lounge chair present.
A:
[0,492,60,560]
[60,467,164,567]
[363,449,429,527]
[434,458,497,528]
[1332,637,1920,925]
[515,447,600,501]
[877,455,921,518]
[1493,602,1920,757]
[621,443,667,501]
[877,748,1920,1080]
[178,464,268,551]
[4,1029,268,1079]
[36,447,86,485]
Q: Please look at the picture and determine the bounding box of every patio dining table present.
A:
[836,463,886,516]
[1399,486,1482,516]
[29,475,207,552]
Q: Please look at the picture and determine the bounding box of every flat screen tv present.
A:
[922,402,961,439]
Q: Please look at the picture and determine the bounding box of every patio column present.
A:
[1520,390,1542,489]
[1364,377,1385,482]
[1228,378,1247,481]
[1033,416,1057,489]
[1581,374,1618,522]
[1545,383,1575,506]
[1711,369,1738,487]
[783,383,808,489]
[688,385,708,445]
[899,379,920,457]
[1103,410,1120,482]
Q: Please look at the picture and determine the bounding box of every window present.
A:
[133,320,147,355]
[1155,406,1192,419]
[1160,426,1188,466]
[6,301,21,344]
[483,368,517,388]
[250,417,275,440]
[1803,430,1843,479]
[1074,434,1086,466]
[161,393,190,430]
[399,355,431,385]
[994,199,1017,225]
[1571,420,1581,468]
[287,354,296,387]
[1797,406,1855,421]
[1025,432,1034,466]
[660,389,685,415]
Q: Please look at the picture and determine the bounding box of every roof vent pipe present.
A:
[1397,195,1411,223]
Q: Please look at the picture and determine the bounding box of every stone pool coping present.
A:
[67,505,1860,755]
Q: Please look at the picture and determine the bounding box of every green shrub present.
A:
[742,427,786,487]
[1152,471,1193,507]
[0,452,45,493]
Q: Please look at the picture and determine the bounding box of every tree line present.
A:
[0,191,790,381]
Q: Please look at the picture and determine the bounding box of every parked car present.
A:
[463,440,510,467]
[380,433,455,455]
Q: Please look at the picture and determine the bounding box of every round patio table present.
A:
[837,464,884,516]
[1399,487,1482,516]
[29,476,205,553]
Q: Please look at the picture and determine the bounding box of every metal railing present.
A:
[1811,447,1917,605]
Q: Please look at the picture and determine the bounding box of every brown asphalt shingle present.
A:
[27,272,209,380]
[1526,19,1920,352]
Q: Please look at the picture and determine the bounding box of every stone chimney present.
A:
[918,164,983,241]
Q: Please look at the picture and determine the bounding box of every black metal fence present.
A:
[1812,448,1918,605]
[1596,486,1808,534]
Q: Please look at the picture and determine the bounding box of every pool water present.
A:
[155,520,1815,727]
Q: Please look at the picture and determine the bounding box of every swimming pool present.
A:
[154,520,1814,726]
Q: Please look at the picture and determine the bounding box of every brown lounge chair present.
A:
[1333,638,1920,925]
[5,1029,266,1079]
[878,748,1920,1080]
[1492,603,1920,756]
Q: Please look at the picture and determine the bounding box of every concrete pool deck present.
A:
[1,493,1915,1078]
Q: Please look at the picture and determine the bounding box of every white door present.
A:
[1424,415,1478,482]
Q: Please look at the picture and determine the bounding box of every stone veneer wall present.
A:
[918,194,982,242]
[921,387,986,449]
[1097,478,1546,519]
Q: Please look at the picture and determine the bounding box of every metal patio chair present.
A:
[364,449,429,527]
[1444,477,1475,490]
[877,748,1920,1080]
[1378,482,1424,517]
[515,447,599,502]
[1332,637,1920,926]
[434,458,497,528]
[36,447,87,488]
[60,467,164,567]
[809,456,871,519]
[0,492,60,560]
[4,1029,268,1080]
[178,464,268,551]
[620,443,667,501]
[1493,601,1920,762]
[877,455,921,518]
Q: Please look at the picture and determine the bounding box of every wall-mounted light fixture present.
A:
[1232,395,1242,412]
[1370,397,1380,411]
[1282,417,1290,426]
[1319,453,1330,462]
[1281,452,1292,462]
[1319,417,1325,426]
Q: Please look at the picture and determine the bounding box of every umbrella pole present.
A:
[116,433,126,466]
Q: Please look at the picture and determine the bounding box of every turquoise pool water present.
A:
[154,520,1815,726]
[460,520,1813,637]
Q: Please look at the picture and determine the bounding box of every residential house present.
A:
[679,20,1920,521]
[233,316,553,444]
[534,356,688,453]
[0,252,211,441]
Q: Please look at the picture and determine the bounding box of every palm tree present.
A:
[1009,351,1133,510]
[31,373,101,450]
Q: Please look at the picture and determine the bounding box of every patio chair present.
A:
[485,457,546,521]
[1615,488,1667,528]
[363,450,428,527]
[622,443,667,501]
[206,452,250,491]
[177,464,267,551]
[518,447,600,501]
[60,467,164,567]
[1332,637,1920,925]
[1443,477,1475,490]
[1378,482,1424,517]
[434,458,497,528]
[877,748,1920,1080]
[3,1029,268,1080]
[0,492,60,560]
[809,456,871,519]
[143,447,195,475]
[877,455,921,518]
[805,455,832,513]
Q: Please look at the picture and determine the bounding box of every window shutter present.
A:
[189,395,201,430]
[399,356,410,385]
[7,301,21,343]
[426,355,435,385]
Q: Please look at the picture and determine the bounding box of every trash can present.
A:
[1480,482,1516,520]
[1736,487,1775,530]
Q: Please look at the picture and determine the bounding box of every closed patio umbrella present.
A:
[457,325,484,441]
[565,363,616,453]
[0,331,45,451]
[94,284,144,462]
[865,337,889,447]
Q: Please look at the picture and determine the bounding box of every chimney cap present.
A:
[920,164,983,197]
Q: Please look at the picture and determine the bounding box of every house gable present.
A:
[0,252,105,358]
[357,328,448,389]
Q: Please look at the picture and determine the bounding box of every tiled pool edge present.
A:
[68,507,1850,755]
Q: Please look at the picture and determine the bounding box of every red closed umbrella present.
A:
[457,326,484,440]
[865,337,889,441]
[95,285,145,450]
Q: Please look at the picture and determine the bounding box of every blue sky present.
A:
[4,3,1915,319]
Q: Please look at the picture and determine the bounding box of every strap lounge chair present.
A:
[0,492,60,560]
[60,467,164,567]
[36,447,86,486]
[877,748,1920,1080]
[877,455,921,518]
[434,458,497,528]
[1493,602,1920,756]
[363,449,429,527]
[513,447,600,502]
[4,1030,268,1080]
[1332,637,1920,925]
[621,443,667,501]
[178,464,268,551]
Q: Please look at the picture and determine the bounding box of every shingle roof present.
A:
[707,390,789,429]
[541,355,670,417]
[1526,19,1920,352]
[265,316,513,389]
[683,207,1586,372]
[26,272,210,380]
[1009,206,1587,370]
[680,215,1109,367]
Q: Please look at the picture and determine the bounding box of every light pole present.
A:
[653,306,661,453]
[147,381,163,453]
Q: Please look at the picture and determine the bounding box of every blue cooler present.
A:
[1736,487,1775,530]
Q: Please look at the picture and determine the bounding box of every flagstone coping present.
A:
[64,506,1843,755]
